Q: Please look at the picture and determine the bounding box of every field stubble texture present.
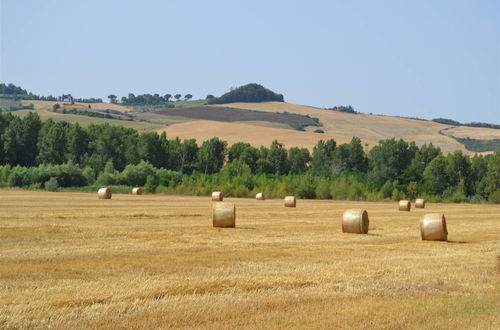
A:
[0,190,499,329]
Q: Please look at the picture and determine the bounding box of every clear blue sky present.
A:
[1,0,499,123]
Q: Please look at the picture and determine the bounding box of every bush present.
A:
[488,189,500,204]
[143,175,158,193]
[315,181,331,199]
[44,177,59,192]
[119,161,158,186]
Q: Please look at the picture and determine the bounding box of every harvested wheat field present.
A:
[1,190,499,329]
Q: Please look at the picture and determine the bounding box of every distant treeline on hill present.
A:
[324,105,357,114]
[0,83,103,103]
[0,112,498,203]
[433,118,500,130]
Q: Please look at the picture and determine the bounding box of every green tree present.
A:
[445,151,472,195]
[268,140,289,175]
[137,132,167,168]
[184,94,193,101]
[288,147,310,174]
[67,123,89,166]
[3,112,41,166]
[423,155,449,195]
[37,120,68,164]
[310,139,336,176]
[180,138,199,174]
[87,124,139,172]
[174,94,182,101]
[482,152,500,199]
[368,138,417,187]
[107,94,117,103]
[347,137,368,172]
[143,174,158,193]
[198,137,227,174]
[228,142,259,172]
[164,94,172,102]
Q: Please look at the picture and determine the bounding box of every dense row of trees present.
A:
[325,105,357,114]
[433,118,500,130]
[0,84,103,103]
[0,112,498,202]
[118,93,193,105]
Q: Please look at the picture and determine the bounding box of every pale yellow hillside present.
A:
[443,126,500,140]
[22,100,130,112]
[211,102,480,154]
[158,120,376,150]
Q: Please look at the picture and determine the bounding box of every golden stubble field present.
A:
[0,190,499,329]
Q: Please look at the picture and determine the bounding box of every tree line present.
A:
[0,112,498,202]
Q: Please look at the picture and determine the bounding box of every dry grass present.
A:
[213,102,497,154]
[14,109,162,132]
[158,120,359,150]
[444,126,500,140]
[0,190,498,329]
[23,100,130,112]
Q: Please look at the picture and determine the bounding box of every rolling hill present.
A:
[16,99,500,153]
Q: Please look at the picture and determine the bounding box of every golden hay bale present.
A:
[212,202,235,228]
[97,187,112,199]
[342,209,369,234]
[256,192,265,200]
[415,198,426,208]
[132,187,143,195]
[212,191,223,201]
[284,196,296,207]
[399,200,411,211]
[420,213,447,241]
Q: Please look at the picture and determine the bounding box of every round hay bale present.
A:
[132,187,143,195]
[284,196,296,207]
[256,192,265,200]
[212,191,223,201]
[342,209,369,234]
[415,198,426,208]
[97,187,112,199]
[420,213,447,241]
[212,202,235,228]
[399,200,411,211]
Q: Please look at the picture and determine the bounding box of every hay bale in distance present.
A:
[212,202,235,228]
[399,200,411,211]
[342,209,369,234]
[97,187,112,199]
[132,187,143,195]
[415,198,426,208]
[212,191,223,201]
[284,196,296,207]
[420,213,447,241]
[256,192,265,200]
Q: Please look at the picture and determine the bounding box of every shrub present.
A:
[487,189,500,204]
[143,175,158,193]
[120,161,158,186]
[315,181,331,199]
[44,177,59,192]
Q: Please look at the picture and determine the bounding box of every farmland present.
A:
[4,98,497,154]
[155,107,320,130]
[1,190,498,329]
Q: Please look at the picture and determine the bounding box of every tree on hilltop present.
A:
[207,83,284,104]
